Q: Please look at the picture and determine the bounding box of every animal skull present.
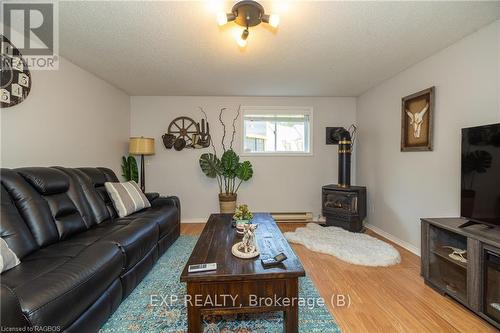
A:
[406,103,429,138]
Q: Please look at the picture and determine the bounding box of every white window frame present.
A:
[241,106,313,157]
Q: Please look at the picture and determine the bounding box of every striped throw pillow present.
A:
[104,181,151,218]
[1,238,21,273]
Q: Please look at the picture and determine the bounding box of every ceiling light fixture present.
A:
[217,0,280,47]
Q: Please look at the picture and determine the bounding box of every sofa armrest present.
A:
[1,284,31,329]
[150,196,181,222]
[145,192,160,202]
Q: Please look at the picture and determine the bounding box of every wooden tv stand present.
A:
[421,217,500,329]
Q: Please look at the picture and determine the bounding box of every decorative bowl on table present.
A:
[235,220,250,235]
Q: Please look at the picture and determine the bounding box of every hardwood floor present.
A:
[180,223,497,332]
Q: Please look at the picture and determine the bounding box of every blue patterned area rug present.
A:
[101,236,341,333]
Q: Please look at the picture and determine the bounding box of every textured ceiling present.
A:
[59,1,500,96]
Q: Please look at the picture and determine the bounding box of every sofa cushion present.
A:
[16,168,88,241]
[45,193,87,239]
[17,167,69,195]
[0,185,38,259]
[66,220,158,270]
[70,169,111,225]
[1,169,59,247]
[66,222,126,246]
[23,240,90,262]
[101,221,159,270]
[116,204,178,238]
[1,257,69,289]
[1,241,123,329]
[0,238,20,273]
[105,181,151,218]
[53,167,107,228]
[145,192,159,202]
[97,167,120,183]
[78,167,119,219]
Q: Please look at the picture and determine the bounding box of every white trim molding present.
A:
[365,223,420,256]
[181,218,207,224]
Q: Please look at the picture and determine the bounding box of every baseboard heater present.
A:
[271,212,313,223]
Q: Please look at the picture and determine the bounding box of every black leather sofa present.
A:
[0,167,180,332]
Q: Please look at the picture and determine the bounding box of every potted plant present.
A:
[121,156,138,182]
[233,204,253,222]
[199,106,253,213]
[233,204,253,234]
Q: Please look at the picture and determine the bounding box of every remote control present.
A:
[188,263,217,273]
[261,253,288,268]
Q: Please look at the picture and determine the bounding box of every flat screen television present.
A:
[461,123,500,228]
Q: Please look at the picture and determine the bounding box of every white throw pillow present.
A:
[105,180,151,218]
[1,238,20,273]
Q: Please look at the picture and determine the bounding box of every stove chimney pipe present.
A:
[337,129,352,188]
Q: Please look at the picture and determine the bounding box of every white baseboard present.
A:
[365,223,420,256]
[181,218,207,224]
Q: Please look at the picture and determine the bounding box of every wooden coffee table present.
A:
[180,213,305,333]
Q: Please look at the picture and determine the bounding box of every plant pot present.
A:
[219,193,237,214]
[235,219,250,226]
[235,219,249,233]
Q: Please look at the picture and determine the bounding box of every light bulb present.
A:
[236,28,249,47]
[236,37,247,48]
[241,28,249,40]
[217,12,228,26]
[268,14,280,28]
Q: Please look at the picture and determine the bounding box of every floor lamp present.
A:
[129,137,155,192]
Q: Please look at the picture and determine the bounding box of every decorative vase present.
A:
[219,193,237,214]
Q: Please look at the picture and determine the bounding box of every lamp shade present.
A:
[129,137,155,155]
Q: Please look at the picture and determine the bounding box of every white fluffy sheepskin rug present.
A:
[284,223,401,267]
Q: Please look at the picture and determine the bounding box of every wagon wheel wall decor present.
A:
[167,116,200,148]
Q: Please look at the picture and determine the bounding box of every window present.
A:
[242,106,313,155]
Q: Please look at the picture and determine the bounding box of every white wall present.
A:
[1,57,130,173]
[3,20,497,251]
[131,96,356,220]
[356,20,500,252]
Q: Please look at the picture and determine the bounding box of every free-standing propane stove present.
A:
[323,126,367,232]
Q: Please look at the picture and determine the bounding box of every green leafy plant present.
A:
[199,153,221,178]
[121,156,139,182]
[199,106,253,195]
[233,204,253,221]
[199,149,253,195]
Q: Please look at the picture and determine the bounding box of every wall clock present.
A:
[1,35,32,108]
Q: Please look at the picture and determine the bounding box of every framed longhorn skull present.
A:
[401,87,435,151]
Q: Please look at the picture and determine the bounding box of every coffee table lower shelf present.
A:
[186,277,299,333]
